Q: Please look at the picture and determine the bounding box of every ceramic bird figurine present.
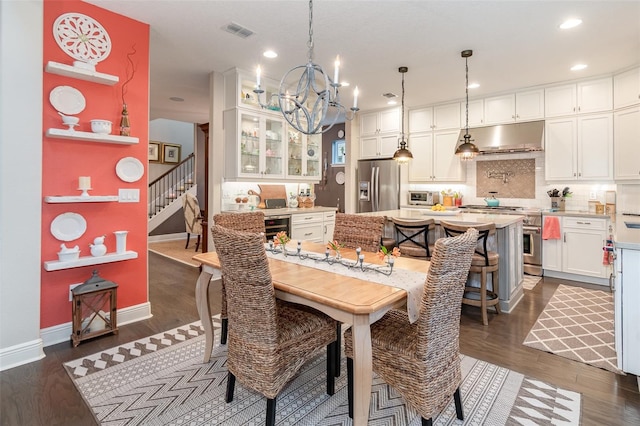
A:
[90,236,107,257]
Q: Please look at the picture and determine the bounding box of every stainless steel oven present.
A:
[522,216,542,276]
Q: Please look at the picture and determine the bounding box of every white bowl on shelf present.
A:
[90,119,112,134]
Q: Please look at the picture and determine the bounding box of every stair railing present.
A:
[149,153,195,218]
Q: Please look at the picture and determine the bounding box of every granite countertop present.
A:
[358,209,523,228]
[613,214,640,250]
[221,206,337,216]
[542,209,612,219]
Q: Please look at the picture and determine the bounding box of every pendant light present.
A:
[455,49,479,160]
[393,66,413,163]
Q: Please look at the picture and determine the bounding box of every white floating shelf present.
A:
[46,128,139,145]
[44,251,138,271]
[44,195,119,203]
[45,61,119,85]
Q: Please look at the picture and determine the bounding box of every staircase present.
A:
[148,153,196,233]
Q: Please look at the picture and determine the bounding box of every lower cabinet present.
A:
[323,211,336,244]
[617,247,640,375]
[291,211,336,244]
[542,215,610,283]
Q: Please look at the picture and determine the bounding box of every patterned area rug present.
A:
[64,317,581,425]
[523,284,622,374]
[523,275,543,290]
[148,239,201,267]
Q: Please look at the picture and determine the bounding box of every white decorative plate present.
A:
[116,157,144,182]
[49,86,86,115]
[53,13,111,66]
[335,171,345,185]
[51,212,87,242]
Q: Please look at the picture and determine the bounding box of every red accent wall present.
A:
[41,0,150,328]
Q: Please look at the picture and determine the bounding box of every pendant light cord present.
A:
[307,0,314,62]
[465,55,469,136]
[401,70,405,141]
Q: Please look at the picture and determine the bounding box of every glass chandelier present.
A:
[455,49,479,160]
[253,0,359,135]
[393,66,413,163]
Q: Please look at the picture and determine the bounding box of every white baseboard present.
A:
[543,270,609,287]
[148,233,187,243]
[0,338,45,372]
[41,302,152,348]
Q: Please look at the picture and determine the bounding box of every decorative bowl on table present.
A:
[90,119,112,134]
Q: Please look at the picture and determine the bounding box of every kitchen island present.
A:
[358,209,525,313]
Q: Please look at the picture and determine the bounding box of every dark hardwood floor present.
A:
[1,252,638,425]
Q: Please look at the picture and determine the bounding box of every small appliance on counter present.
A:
[408,191,439,206]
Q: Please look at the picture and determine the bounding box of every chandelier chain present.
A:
[307,0,314,62]
[401,70,405,139]
[465,55,469,134]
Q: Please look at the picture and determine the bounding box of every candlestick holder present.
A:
[78,187,92,197]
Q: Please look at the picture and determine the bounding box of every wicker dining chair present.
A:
[344,228,479,425]
[440,220,501,326]
[211,225,337,426]
[213,211,266,344]
[182,193,203,252]
[332,213,385,253]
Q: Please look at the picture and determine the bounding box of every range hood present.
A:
[456,120,544,154]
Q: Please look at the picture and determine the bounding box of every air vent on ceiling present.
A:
[222,22,254,39]
[382,92,397,99]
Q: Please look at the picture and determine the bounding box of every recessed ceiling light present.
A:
[467,83,480,89]
[263,50,277,59]
[560,18,582,29]
[169,96,184,102]
[387,100,397,105]
[341,81,350,87]
[571,64,588,71]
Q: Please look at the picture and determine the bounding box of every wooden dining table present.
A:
[193,241,430,426]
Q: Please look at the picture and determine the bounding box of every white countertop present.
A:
[613,215,640,250]
[221,206,337,217]
[358,209,523,228]
[542,209,612,220]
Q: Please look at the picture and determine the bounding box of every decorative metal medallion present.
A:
[53,13,111,70]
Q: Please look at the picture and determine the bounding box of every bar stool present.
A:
[440,221,501,325]
[390,218,435,259]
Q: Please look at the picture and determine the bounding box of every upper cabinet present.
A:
[286,127,321,180]
[224,109,285,179]
[483,89,544,125]
[545,113,613,181]
[614,107,640,180]
[460,99,485,127]
[545,77,613,117]
[224,68,281,113]
[408,103,460,132]
[360,108,400,159]
[614,67,640,109]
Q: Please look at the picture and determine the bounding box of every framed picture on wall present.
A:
[148,141,161,162]
[162,143,181,164]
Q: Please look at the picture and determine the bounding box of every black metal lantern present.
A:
[71,270,118,347]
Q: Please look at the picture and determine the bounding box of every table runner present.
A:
[265,246,427,322]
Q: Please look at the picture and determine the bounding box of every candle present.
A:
[388,257,395,265]
[256,66,261,88]
[353,86,359,109]
[359,254,364,262]
[78,176,91,189]
[334,55,340,83]
[356,247,361,255]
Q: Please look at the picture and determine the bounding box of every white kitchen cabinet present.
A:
[483,89,544,125]
[545,113,613,181]
[617,247,640,375]
[545,77,613,117]
[360,108,400,158]
[408,130,464,182]
[286,127,321,181]
[409,104,460,132]
[323,211,336,244]
[543,215,610,282]
[223,109,285,179]
[614,107,640,180]
[461,99,485,127]
[291,212,324,243]
[614,67,640,109]
[563,217,609,278]
[224,68,280,112]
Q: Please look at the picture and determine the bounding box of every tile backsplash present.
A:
[476,159,535,199]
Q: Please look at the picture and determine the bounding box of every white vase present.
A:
[114,230,128,254]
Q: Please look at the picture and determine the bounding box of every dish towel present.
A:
[542,216,561,240]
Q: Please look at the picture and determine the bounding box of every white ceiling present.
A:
[87,0,640,124]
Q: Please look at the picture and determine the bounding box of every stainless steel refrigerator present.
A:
[357,158,400,213]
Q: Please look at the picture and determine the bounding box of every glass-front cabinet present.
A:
[225,109,285,179]
[286,127,321,180]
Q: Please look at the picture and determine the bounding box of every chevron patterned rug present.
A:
[65,316,581,425]
[523,284,622,374]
